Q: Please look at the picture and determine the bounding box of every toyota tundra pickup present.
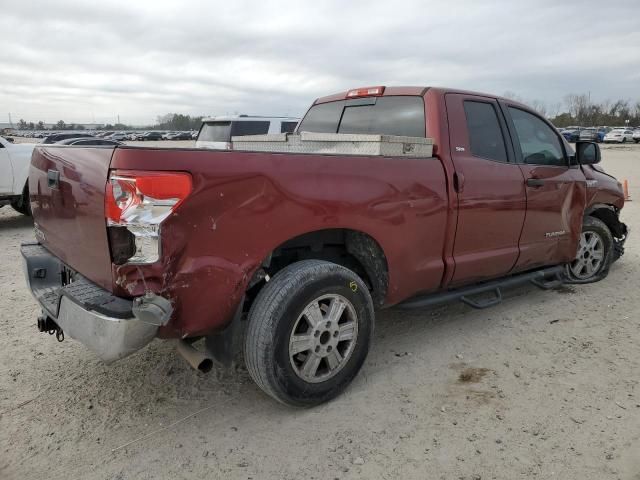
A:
[22,86,628,406]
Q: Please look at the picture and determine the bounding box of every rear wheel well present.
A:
[247,229,389,308]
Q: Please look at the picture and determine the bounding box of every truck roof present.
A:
[313,86,528,107]
[202,115,300,122]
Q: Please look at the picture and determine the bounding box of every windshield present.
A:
[298,96,426,137]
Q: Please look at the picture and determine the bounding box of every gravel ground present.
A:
[1,144,639,480]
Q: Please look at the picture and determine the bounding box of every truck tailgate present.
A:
[29,146,115,290]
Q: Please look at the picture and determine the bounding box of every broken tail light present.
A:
[105,170,192,264]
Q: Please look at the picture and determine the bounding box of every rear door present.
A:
[501,104,586,271]
[445,94,527,286]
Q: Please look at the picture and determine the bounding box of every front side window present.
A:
[231,121,270,137]
[463,101,508,162]
[508,107,565,166]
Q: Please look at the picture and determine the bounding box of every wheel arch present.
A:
[585,204,627,238]
[253,228,389,307]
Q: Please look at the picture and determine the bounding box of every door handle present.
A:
[454,171,465,193]
[526,178,545,188]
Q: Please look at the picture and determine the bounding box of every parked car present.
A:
[603,128,634,143]
[108,132,129,141]
[633,129,640,143]
[42,133,94,144]
[165,131,193,140]
[56,138,123,146]
[0,136,36,215]
[579,127,608,143]
[140,131,164,140]
[22,86,628,406]
[196,115,300,149]
[561,129,580,142]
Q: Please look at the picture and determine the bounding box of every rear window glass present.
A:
[463,101,508,162]
[280,121,298,133]
[198,122,231,142]
[199,121,270,142]
[299,96,425,137]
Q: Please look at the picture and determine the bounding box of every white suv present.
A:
[633,129,640,144]
[196,116,299,149]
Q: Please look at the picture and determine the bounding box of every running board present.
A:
[397,265,565,310]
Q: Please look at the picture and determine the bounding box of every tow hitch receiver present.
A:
[37,315,64,342]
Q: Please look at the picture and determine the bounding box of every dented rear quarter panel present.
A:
[110,147,449,338]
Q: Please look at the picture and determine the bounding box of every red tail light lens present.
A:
[105,171,192,225]
[105,171,192,264]
[346,86,385,98]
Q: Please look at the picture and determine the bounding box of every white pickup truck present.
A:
[0,136,35,215]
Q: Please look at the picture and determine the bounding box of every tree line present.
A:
[503,92,640,128]
[15,113,204,131]
[14,94,640,131]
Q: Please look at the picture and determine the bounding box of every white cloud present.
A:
[1,0,639,124]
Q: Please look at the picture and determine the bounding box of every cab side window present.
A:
[508,107,565,166]
[463,101,508,162]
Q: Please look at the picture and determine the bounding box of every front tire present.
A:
[244,260,374,407]
[565,216,613,283]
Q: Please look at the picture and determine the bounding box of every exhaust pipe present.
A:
[176,340,214,373]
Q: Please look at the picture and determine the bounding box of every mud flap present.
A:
[204,296,245,368]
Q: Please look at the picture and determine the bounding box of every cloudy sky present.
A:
[1,0,639,125]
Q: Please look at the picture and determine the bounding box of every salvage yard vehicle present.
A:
[22,86,628,407]
[603,128,634,143]
[0,136,35,215]
[195,115,300,149]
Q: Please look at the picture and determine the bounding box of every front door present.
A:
[445,94,527,286]
[500,104,587,272]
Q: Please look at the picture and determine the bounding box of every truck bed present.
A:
[30,145,449,337]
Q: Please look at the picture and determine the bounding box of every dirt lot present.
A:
[1,144,639,480]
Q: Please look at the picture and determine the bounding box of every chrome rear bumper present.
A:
[21,242,169,362]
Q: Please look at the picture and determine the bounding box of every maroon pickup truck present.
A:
[22,86,627,406]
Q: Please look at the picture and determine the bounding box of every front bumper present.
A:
[21,243,166,362]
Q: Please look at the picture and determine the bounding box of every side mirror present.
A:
[575,141,600,165]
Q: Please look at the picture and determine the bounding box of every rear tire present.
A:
[244,260,374,407]
[565,216,613,283]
